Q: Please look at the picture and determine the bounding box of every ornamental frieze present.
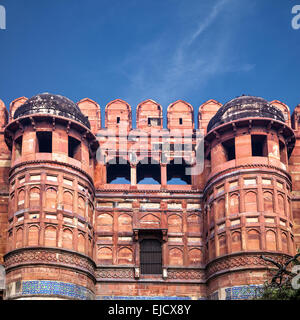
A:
[167,269,204,280]
[96,268,134,279]
[206,253,290,279]
[4,248,95,279]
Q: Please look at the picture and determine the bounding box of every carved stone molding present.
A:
[4,248,96,281]
[206,252,291,280]
[167,269,205,280]
[96,268,134,280]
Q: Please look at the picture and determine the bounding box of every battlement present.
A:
[4,96,300,137]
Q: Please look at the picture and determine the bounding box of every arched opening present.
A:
[137,158,161,184]
[106,158,130,184]
[36,131,52,153]
[167,159,191,185]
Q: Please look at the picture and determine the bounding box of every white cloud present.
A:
[118,0,255,106]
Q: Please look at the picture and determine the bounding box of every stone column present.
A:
[161,163,167,188]
[130,164,137,186]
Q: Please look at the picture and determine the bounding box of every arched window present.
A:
[140,239,162,274]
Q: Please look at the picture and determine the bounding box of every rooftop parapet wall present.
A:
[4,96,300,135]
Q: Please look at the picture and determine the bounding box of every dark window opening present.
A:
[68,136,81,161]
[106,158,130,184]
[167,159,191,185]
[14,136,23,159]
[251,135,267,157]
[137,158,161,184]
[222,139,235,161]
[147,118,161,126]
[279,140,287,164]
[36,132,52,153]
[140,239,162,274]
[117,117,120,124]
[179,118,183,125]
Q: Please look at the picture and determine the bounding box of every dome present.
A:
[207,95,285,132]
[13,93,90,129]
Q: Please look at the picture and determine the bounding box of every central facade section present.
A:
[1,94,299,300]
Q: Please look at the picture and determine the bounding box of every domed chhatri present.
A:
[13,93,91,129]
[207,95,285,132]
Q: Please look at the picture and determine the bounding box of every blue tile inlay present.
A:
[225,285,263,300]
[22,280,94,300]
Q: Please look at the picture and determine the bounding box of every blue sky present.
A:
[0,0,299,128]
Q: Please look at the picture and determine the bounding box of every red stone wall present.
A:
[1,96,300,299]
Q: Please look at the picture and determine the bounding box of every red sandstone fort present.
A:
[0,93,299,300]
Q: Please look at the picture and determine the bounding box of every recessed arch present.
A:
[118,214,132,232]
[247,229,260,250]
[97,246,113,265]
[216,198,225,219]
[245,191,257,212]
[231,231,242,252]
[263,191,273,212]
[229,193,239,215]
[169,247,183,266]
[28,225,39,246]
[117,247,133,264]
[168,214,182,233]
[62,228,73,250]
[16,227,23,248]
[281,232,288,253]
[17,189,25,210]
[266,230,277,251]
[45,187,57,210]
[188,248,202,265]
[97,213,113,232]
[63,191,73,212]
[44,225,57,247]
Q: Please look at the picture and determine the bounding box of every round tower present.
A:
[3,94,99,300]
[203,96,296,300]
